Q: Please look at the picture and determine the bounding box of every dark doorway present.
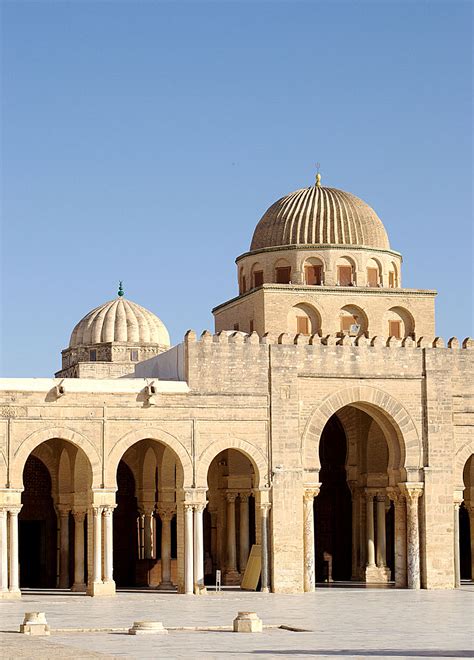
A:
[314,414,352,581]
[19,455,56,587]
[460,503,472,580]
[113,460,138,586]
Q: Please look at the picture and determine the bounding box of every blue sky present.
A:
[1,0,472,376]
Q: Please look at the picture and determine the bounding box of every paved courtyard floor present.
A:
[0,584,473,659]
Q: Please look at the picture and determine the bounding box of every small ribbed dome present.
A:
[251,184,390,251]
[69,297,170,348]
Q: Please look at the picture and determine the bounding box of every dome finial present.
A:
[118,281,124,297]
[315,162,321,187]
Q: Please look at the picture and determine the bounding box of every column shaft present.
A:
[193,504,205,593]
[9,508,20,593]
[72,511,86,590]
[59,510,70,588]
[404,486,422,590]
[239,495,250,573]
[143,512,153,560]
[366,494,375,567]
[226,494,237,573]
[393,496,407,587]
[92,507,102,583]
[184,504,194,595]
[103,507,114,583]
[376,495,387,567]
[454,502,461,588]
[260,504,270,593]
[303,489,318,592]
[159,511,173,587]
[0,509,8,592]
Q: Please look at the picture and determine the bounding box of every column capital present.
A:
[400,482,424,502]
[194,502,207,514]
[375,492,387,503]
[239,491,251,502]
[138,505,154,516]
[8,505,22,516]
[304,486,320,501]
[92,505,103,517]
[183,502,194,513]
[72,508,87,522]
[226,492,237,503]
[102,505,116,517]
[259,502,271,514]
[156,504,176,521]
[364,488,376,500]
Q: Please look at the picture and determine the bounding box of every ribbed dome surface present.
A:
[251,185,390,251]
[69,298,170,348]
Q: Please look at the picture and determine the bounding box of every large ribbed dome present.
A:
[69,297,170,348]
[251,183,390,251]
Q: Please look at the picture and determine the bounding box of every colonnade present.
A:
[223,491,251,583]
[303,483,424,590]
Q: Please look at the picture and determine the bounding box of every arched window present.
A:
[336,257,356,286]
[339,305,368,336]
[366,258,381,288]
[274,259,292,284]
[250,262,264,289]
[388,262,399,288]
[384,307,415,339]
[287,303,322,335]
[303,257,324,286]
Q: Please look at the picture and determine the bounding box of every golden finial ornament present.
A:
[315,162,321,187]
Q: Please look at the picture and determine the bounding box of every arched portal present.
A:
[113,438,183,591]
[314,408,395,584]
[205,449,257,587]
[18,438,93,592]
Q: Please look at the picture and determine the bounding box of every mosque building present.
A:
[0,173,472,598]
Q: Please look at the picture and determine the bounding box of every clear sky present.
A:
[1,0,472,377]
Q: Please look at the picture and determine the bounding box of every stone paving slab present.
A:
[0,585,473,659]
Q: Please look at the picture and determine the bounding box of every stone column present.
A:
[224,492,240,583]
[92,506,103,584]
[103,506,115,585]
[72,510,86,591]
[466,503,474,581]
[358,489,366,577]
[239,493,250,573]
[138,513,145,560]
[0,509,7,594]
[8,507,21,594]
[157,505,175,589]
[58,507,70,588]
[376,494,387,567]
[184,503,194,595]
[388,489,407,588]
[366,492,375,567]
[403,484,423,590]
[303,487,319,592]
[260,503,271,593]
[348,482,358,580]
[143,508,154,560]
[193,503,206,594]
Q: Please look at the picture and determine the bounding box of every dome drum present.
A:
[236,245,402,292]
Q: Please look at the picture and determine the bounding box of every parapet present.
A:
[184,330,473,350]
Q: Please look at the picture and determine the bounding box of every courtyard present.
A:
[0,585,473,659]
